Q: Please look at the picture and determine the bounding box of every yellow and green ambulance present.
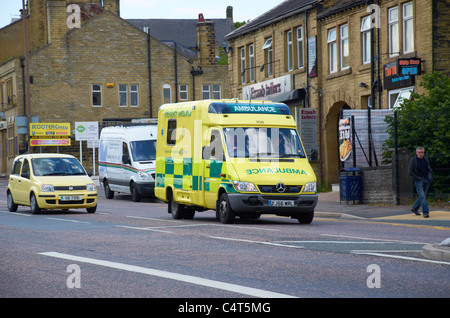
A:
[155,100,318,224]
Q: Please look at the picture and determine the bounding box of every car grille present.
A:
[258,185,302,194]
[54,186,86,191]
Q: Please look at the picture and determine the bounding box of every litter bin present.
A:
[339,168,362,204]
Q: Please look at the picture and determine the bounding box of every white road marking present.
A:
[351,251,450,265]
[209,236,304,249]
[115,225,174,233]
[39,251,297,298]
[47,218,91,224]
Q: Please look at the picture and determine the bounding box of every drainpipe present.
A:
[147,30,153,117]
[174,42,178,103]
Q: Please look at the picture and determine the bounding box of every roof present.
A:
[225,0,317,41]
[127,18,234,49]
[316,0,366,20]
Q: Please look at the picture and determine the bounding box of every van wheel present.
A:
[30,193,41,214]
[7,191,18,212]
[168,191,184,219]
[104,180,114,199]
[217,193,235,224]
[131,183,141,202]
[296,210,314,224]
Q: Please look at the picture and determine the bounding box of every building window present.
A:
[240,47,246,84]
[92,84,102,107]
[179,84,188,100]
[130,84,139,107]
[119,84,128,107]
[202,84,210,99]
[163,83,172,104]
[389,87,414,109]
[361,16,371,64]
[248,44,255,82]
[340,24,349,70]
[286,30,293,71]
[388,7,399,56]
[212,84,221,99]
[262,37,273,77]
[296,26,304,69]
[403,2,414,53]
[328,28,337,73]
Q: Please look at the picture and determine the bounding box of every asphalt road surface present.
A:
[1,180,449,307]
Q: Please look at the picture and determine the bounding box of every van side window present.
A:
[167,119,177,145]
[11,158,23,175]
[210,130,223,161]
[21,159,30,179]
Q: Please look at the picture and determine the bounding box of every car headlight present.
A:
[41,184,54,192]
[86,183,96,191]
[138,171,151,180]
[233,181,258,192]
[303,182,317,193]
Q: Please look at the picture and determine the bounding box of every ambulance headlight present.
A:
[138,171,151,180]
[303,182,316,193]
[233,181,258,192]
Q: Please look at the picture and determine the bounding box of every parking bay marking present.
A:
[39,251,297,298]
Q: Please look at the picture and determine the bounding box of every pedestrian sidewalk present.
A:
[315,191,450,263]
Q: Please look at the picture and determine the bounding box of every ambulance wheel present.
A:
[296,210,314,224]
[104,180,114,199]
[168,191,184,219]
[183,208,195,219]
[217,193,235,224]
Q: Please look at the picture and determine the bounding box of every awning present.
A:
[266,88,306,103]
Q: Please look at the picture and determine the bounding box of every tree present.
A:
[383,72,450,197]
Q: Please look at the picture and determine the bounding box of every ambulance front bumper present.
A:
[226,193,318,215]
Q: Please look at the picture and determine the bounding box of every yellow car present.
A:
[7,153,97,214]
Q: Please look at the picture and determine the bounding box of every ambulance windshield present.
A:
[223,127,306,159]
[130,140,157,162]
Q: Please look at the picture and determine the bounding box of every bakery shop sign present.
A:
[339,118,352,162]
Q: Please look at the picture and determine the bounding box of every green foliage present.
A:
[383,72,450,197]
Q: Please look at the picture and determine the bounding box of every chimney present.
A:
[104,0,120,16]
[196,16,217,66]
[46,0,67,43]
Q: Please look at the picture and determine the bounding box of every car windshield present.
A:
[31,157,87,176]
[223,127,306,159]
[130,140,156,162]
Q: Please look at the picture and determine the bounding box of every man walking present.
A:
[408,147,433,218]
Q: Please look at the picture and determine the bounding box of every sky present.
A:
[0,0,282,29]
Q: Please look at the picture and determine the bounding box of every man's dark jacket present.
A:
[408,156,433,183]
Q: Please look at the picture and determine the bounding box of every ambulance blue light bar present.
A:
[208,102,291,115]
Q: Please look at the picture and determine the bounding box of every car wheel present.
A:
[7,191,18,212]
[296,210,314,224]
[217,193,235,224]
[131,183,141,202]
[86,205,97,213]
[104,179,114,199]
[168,190,184,219]
[30,193,41,214]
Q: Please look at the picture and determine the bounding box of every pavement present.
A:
[315,191,450,262]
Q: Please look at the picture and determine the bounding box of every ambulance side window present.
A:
[167,119,177,145]
[210,130,224,161]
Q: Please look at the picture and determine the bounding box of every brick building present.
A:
[225,0,449,187]
[0,0,230,174]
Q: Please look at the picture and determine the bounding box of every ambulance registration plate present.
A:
[269,200,295,207]
[60,195,82,201]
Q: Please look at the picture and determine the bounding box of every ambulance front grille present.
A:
[258,185,302,194]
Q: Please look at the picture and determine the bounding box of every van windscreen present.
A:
[130,140,157,162]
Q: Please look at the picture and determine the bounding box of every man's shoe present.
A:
[411,208,420,216]
[423,214,429,218]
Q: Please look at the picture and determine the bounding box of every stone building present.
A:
[225,0,449,187]
[0,0,231,174]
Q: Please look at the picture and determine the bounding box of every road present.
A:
[1,179,449,305]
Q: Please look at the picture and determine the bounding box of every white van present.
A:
[99,125,157,201]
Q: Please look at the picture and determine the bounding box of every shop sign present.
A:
[384,62,415,90]
[242,75,292,100]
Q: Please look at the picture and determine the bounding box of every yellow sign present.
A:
[29,123,71,137]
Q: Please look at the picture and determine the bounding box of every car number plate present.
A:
[60,195,82,201]
[269,200,294,207]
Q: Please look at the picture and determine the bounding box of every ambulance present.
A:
[99,124,157,201]
[155,100,318,224]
